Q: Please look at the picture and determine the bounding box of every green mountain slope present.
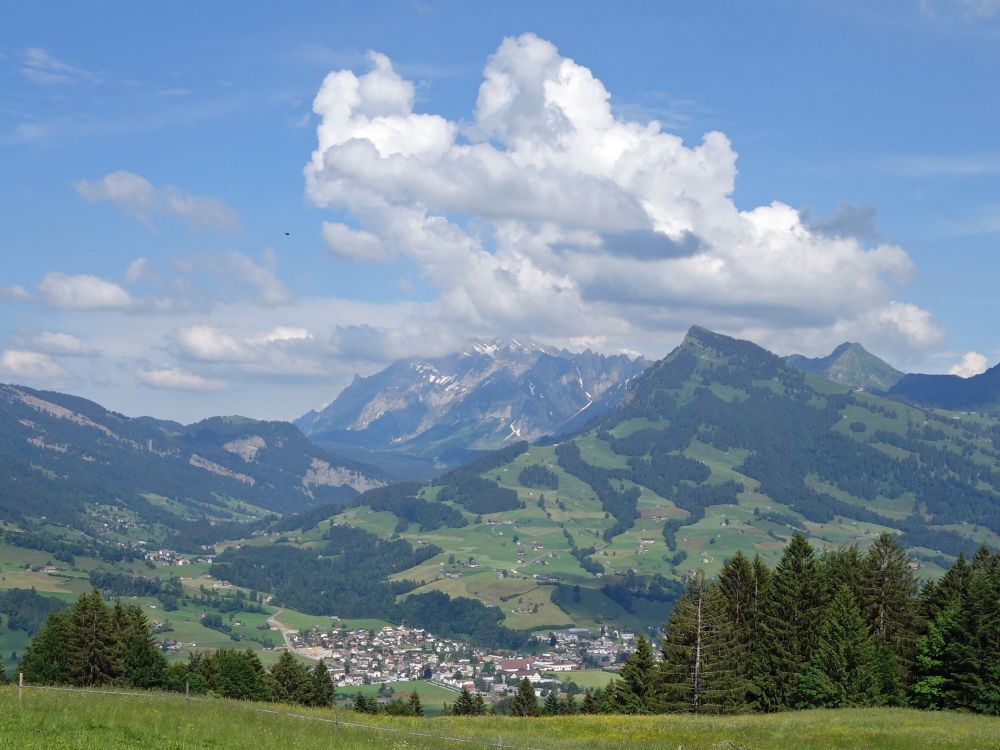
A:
[260,327,1000,632]
[0,384,385,550]
[786,341,903,391]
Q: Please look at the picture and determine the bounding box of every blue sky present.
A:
[2,0,998,422]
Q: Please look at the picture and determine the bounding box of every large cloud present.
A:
[37,273,136,310]
[304,34,942,360]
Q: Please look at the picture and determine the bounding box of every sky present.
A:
[2,0,999,423]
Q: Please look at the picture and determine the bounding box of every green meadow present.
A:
[2,686,998,749]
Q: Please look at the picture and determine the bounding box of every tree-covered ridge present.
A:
[584,534,999,716]
[582,327,1000,555]
[0,383,384,547]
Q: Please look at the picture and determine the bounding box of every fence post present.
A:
[185,681,190,714]
[18,672,23,706]
[497,735,503,750]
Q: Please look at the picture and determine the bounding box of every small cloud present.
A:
[0,349,66,379]
[136,367,226,392]
[30,332,95,357]
[74,170,240,232]
[947,351,989,377]
[37,272,136,310]
[175,324,248,362]
[247,327,312,345]
[125,257,158,284]
[1,284,33,301]
[20,47,98,86]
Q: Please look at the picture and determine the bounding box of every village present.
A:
[283,620,639,697]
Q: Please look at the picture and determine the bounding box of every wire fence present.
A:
[10,675,547,750]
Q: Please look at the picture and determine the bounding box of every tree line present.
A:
[583,533,999,715]
[12,587,335,707]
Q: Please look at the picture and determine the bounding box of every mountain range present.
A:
[0,384,383,548]
[210,326,1000,635]
[294,338,649,476]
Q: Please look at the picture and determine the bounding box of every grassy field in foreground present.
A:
[2,686,999,750]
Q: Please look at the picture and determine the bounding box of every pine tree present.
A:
[308,660,334,707]
[580,689,598,714]
[792,585,880,708]
[269,649,311,704]
[860,533,919,689]
[473,693,487,715]
[543,689,561,715]
[660,572,748,714]
[950,560,1000,714]
[511,677,539,716]
[67,588,120,687]
[751,534,826,710]
[19,608,71,685]
[408,689,424,716]
[452,686,477,715]
[613,634,659,713]
[561,692,577,714]
[718,551,767,699]
[121,605,166,689]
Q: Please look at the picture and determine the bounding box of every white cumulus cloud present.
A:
[74,170,240,231]
[948,351,989,378]
[0,349,66,379]
[30,332,96,357]
[136,367,227,392]
[303,34,942,360]
[37,273,136,310]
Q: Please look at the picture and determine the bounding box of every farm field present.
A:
[2,687,998,750]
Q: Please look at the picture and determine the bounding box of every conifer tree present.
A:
[511,677,539,716]
[473,693,487,715]
[543,689,561,715]
[950,560,1000,714]
[408,689,424,716]
[452,686,477,715]
[214,648,268,701]
[561,692,577,714]
[661,572,748,714]
[308,660,334,707]
[580,688,598,714]
[19,608,71,685]
[792,585,880,708]
[121,605,166,689]
[718,551,767,697]
[910,607,956,710]
[67,588,120,687]
[860,533,919,688]
[613,634,660,713]
[269,649,311,704]
[751,533,826,710]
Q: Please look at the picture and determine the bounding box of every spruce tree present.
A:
[511,677,539,716]
[67,588,120,687]
[860,533,919,688]
[452,686,477,715]
[121,605,167,689]
[613,634,659,713]
[214,648,268,701]
[543,689,561,715]
[751,533,826,710]
[950,561,1000,714]
[308,660,334,707]
[660,572,748,714]
[910,606,957,710]
[269,649,311,704]
[718,551,767,698]
[408,689,424,716]
[20,608,72,685]
[580,689,598,714]
[792,585,880,708]
[561,692,577,714]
